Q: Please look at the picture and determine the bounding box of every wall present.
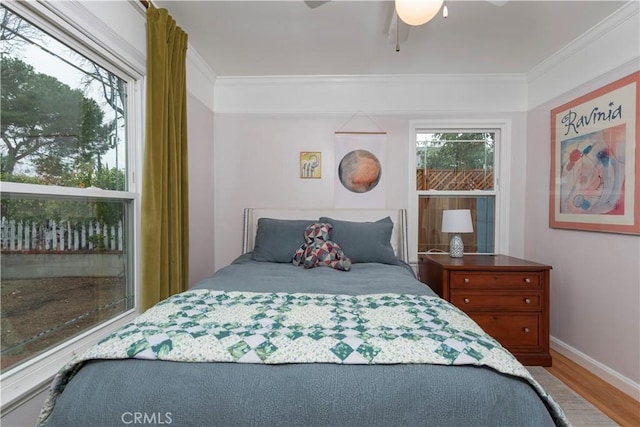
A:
[213,94,528,270]
[212,113,411,270]
[184,42,216,286]
[187,93,216,285]
[213,75,530,272]
[185,44,215,286]
[524,3,639,398]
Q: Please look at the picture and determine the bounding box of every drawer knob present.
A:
[524,277,531,284]
[524,298,531,304]
[523,327,530,333]
[463,298,470,304]
[464,278,470,284]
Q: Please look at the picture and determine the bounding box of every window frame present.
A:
[0,0,144,409]
[408,119,512,264]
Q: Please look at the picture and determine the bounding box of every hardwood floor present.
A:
[546,349,640,426]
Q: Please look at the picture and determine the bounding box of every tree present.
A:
[425,133,494,170]
[0,7,34,54]
[82,63,126,121]
[0,57,113,183]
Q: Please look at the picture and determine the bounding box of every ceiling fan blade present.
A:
[304,0,330,8]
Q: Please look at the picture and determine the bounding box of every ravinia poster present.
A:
[550,72,640,234]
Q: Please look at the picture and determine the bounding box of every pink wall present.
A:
[212,114,411,269]
[212,112,529,270]
[525,66,640,390]
[187,94,215,286]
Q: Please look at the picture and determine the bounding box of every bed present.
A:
[38,208,568,427]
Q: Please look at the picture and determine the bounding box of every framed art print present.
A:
[300,152,321,178]
[550,71,640,234]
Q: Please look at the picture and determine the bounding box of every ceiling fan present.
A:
[304,0,510,51]
[305,0,510,10]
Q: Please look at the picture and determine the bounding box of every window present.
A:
[410,121,509,260]
[0,4,137,376]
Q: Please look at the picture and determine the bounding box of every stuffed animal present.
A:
[293,222,351,271]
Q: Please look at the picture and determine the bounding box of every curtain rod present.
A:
[140,0,150,9]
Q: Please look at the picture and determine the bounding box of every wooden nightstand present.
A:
[418,254,552,366]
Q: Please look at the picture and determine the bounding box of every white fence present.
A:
[0,217,124,252]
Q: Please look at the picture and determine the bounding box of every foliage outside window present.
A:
[0,5,134,374]
[416,131,496,254]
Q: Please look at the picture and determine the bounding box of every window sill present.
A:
[1,309,139,413]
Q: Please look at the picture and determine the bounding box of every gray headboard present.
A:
[242,208,409,264]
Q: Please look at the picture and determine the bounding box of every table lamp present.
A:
[442,209,473,258]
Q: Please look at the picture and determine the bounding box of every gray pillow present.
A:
[251,218,313,263]
[319,216,397,265]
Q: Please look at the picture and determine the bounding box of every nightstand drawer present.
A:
[450,272,541,289]
[450,292,541,311]
[472,313,541,349]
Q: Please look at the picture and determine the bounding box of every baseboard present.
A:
[551,336,640,401]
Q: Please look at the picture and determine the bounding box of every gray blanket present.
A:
[44,255,564,426]
[192,254,432,296]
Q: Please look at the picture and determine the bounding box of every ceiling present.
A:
[156,0,628,77]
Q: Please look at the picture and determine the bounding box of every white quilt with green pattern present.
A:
[39,290,569,426]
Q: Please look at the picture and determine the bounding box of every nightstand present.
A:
[418,254,552,366]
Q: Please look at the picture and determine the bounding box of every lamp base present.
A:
[449,234,464,258]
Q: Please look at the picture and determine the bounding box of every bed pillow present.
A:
[318,216,398,265]
[251,218,314,263]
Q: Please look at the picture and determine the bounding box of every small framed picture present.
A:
[300,152,321,179]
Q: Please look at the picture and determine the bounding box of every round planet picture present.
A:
[338,149,381,193]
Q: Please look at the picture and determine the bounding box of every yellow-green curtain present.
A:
[141,5,189,311]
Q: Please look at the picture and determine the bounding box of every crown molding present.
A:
[187,49,217,86]
[213,74,528,114]
[214,73,527,88]
[527,0,639,84]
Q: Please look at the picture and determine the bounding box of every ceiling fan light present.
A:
[395,0,444,26]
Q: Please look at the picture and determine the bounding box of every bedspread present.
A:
[38,289,568,426]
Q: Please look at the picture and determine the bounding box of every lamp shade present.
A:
[442,209,473,233]
[395,0,444,26]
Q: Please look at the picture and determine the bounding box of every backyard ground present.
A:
[1,276,126,372]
